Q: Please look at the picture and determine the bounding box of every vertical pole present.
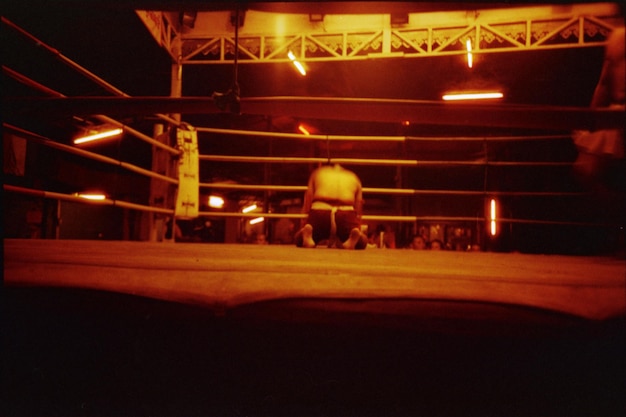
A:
[166,35,183,241]
[383,28,391,54]
[149,123,165,242]
[170,32,183,121]
[170,59,183,122]
[55,199,61,239]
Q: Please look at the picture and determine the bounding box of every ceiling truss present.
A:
[137,4,622,65]
[179,16,617,64]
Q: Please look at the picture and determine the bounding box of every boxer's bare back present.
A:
[298,164,366,249]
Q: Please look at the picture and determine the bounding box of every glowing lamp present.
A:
[208,195,225,208]
[466,39,473,68]
[288,50,306,76]
[75,192,106,201]
[442,92,503,101]
[489,198,497,236]
[242,204,258,213]
[298,124,311,135]
[74,128,123,144]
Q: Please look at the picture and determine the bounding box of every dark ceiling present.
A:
[1,1,614,189]
[4,2,609,102]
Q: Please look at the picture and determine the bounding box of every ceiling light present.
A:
[249,217,265,225]
[288,50,306,76]
[298,124,311,135]
[293,61,306,76]
[242,203,258,213]
[442,92,503,101]
[74,127,123,144]
[75,192,107,201]
[466,39,473,68]
[212,87,240,114]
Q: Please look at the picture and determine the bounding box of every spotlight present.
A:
[180,11,197,29]
[212,87,240,114]
[230,9,245,27]
[390,13,409,26]
[208,195,225,208]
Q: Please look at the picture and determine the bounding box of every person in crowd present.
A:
[367,224,397,249]
[254,232,268,245]
[380,224,397,249]
[295,163,367,249]
[367,231,380,249]
[409,235,427,250]
[430,239,444,250]
[273,218,296,244]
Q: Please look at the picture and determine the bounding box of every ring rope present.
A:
[2,17,180,129]
[4,184,173,215]
[201,182,584,197]
[2,66,181,156]
[4,123,179,185]
[200,154,573,167]
[4,185,606,228]
[197,126,571,142]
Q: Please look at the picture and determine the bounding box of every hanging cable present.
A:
[212,2,241,114]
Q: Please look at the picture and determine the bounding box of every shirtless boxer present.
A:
[295,164,367,249]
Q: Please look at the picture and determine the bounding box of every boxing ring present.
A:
[3,15,625,319]
[4,116,626,321]
[4,105,626,320]
[3,11,626,417]
[4,119,624,324]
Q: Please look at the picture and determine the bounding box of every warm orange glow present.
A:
[293,61,306,76]
[208,195,224,208]
[74,128,123,144]
[249,217,265,225]
[298,124,310,135]
[442,92,503,101]
[490,198,497,236]
[75,192,106,201]
[242,204,258,213]
[466,39,473,68]
[288,50,306,76]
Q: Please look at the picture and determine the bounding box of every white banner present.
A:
[174,128,199,219]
